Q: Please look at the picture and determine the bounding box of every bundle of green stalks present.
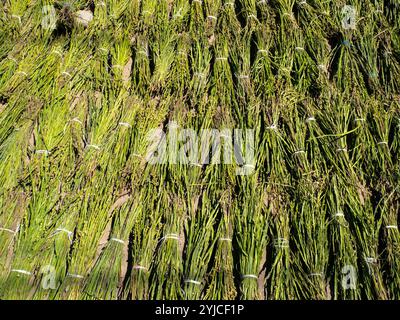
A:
[57,175,116,299]
[285,108,330,299]
[126,180,163,300]
[204,179,236,300]
[235,176,268,300]
[252,25,276,101]
[140,0,158,28]
[217,0,241,40]
[0,189,26,276]
[328,5,369,97]
[210,36,235,109]
[189,18,211,103]
[264,182,298,300]
[0,45,21,90]
[203,0,220,35]
[327,176,361,300]
[259,100,300,300]
[171,0,191,28]
[0,159,62,299]
[165,32,191,97]
[105,0,131,23]
[82,197,139,300]
[270,0,299,91]
[149,183,185,300]
[0,40,48,97]
[173,112,213,300]
[230,28,255,119]
[292,185,330,299]
[342,179,388,299]
[132,33,151,97]
[31,192,81,299]
[182,186,217,299]
[150,26,177,94]
[238,0,259,29]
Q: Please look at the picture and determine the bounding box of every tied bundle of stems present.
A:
[284,106,313,178]
[209,37,236,117]
[235,177,268,300]
[201,100,237,299]
[291,33,319,93]
[217,0,241,41]
[126,181,163,300]
[140,0,157,28]
[294,0,332,31]
[1,40,47,97]
[271,1,299,91]
[110,34,132,90]
[315,93,355,179]
[82,197,139,300]
[0,97,34,190]
[58,32,95,87]
[167,32,191,97]
[327,176,361,300]
[58,176,116,300]
[273,0,298,32]
[252,24,276,102]
[32,192,81,300]
[180,114,213,298]
[132,34,151,97]
[189,37,211,104]
[264,185,298,300]
[0,162,61,299]
[0,6,15,58]
[287,109,330,300]
[292,185,330,299]
[125,167,165,300]
[171,0,191,27]
[204,0,220,34]
[107,0,130,22]
[150,184,185,300]
[328,18,367,97]
[368,103,394,177]
[189,0,205,31]
[7,0,30,23]
[150,26,177,94]
[343,179,388,299]
[285,109,329,299]
[356,14,382,95]
[256,0,275,23]
[93,0,108,29]
[182,189,217,299]
[0,189,26,276]
[377,29,400,96]
[378,37,400,96]
[91,31,113,89]
[304,30,331,92]
[188,0,210,97]
[238,0,259,30]
[0,48,20,90]
[204,171,236,300]
[230,29,255,121]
